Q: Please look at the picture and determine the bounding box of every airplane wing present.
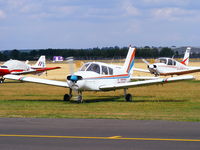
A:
[130,76,159,80]
[4,74,69,88]
[100,75,194,91]
[12,67,61,75]
[133,67,150,73]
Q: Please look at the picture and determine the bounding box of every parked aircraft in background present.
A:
[0,56,60,83]
[4,47,194,102]
[142,47,200,76]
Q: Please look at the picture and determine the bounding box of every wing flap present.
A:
[100,75,194,91]
[4,74,69,88]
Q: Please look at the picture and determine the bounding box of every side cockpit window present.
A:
[168,59,173,65]
[101,65,113,75]
[173,61,176,66]
[87,63,100,74]
[108,67,113,75]
[0,66,8,68]
[102,66,108,75]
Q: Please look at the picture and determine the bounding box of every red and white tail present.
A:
[123,46,136,74]
[33,56,46,68]
[181,47,191,66]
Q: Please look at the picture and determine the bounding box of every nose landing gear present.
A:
[63,88,83,103]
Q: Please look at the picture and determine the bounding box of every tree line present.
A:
[0,46,176,61]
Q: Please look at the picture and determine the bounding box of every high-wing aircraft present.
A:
[0,56,60,83]
[142,47,200,76]
[4,47,194,102]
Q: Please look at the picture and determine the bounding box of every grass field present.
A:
[0,80,200,122]
[0,61,200,121]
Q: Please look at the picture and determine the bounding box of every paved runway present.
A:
[0,118,199,150]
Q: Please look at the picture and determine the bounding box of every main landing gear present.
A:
[0,78,5,83]
[124,89,132,102]
[63,88,133,103]
[63,88,83,103]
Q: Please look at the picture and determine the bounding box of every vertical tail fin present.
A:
[123,46,136,74]
[181,47,191,66]
[33,55,46,68]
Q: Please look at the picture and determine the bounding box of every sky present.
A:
[0,0,200,50]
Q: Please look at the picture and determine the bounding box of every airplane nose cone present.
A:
[67,75,83,82]
[148,64,158,75]
[70,75,78,81]
[148,64,156,69]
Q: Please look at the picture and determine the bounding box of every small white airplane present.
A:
[4,46,194,102]
[142,47,200,76]
[0,56,60,83]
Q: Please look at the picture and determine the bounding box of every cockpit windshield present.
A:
[86,63,100,74]
[80,63,113,75]
[155,58,167,64]
[80,63,89,71]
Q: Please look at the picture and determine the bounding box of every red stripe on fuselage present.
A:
[84,74,129,79]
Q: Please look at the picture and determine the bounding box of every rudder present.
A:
[181,47,191,66]
[33,55,46,68]
[123,46,136,74]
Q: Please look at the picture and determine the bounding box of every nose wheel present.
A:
[63,89,83,103]
[77,95,83,103]
[63,94,72,101]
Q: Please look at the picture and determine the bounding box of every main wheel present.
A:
[0,79,4,83]
[63,94,71,101]
[77,95,83,103]
[125,94,132,102]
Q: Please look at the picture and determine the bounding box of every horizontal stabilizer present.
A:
[133,67,150,73]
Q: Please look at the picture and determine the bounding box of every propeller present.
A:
[66,57,82,89]
[142,59,159,76]
[142,59,150,66]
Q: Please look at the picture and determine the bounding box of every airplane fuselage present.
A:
[149,57,200,76]
[68,62,131,91]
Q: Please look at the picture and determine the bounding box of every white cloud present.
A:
[0,10,6,19]
[151,7,199,21]
[122,0,140,16]
[142,0,190,6]
[51,6,78,16]
[19,3,42,14]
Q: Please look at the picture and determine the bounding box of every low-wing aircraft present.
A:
[0,56,60,83]
[4,46,194,102]
[142,47,200,76]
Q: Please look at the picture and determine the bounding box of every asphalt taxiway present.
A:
[0,118,199,150]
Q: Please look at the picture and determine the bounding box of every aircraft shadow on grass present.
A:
[7,95,189,103]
